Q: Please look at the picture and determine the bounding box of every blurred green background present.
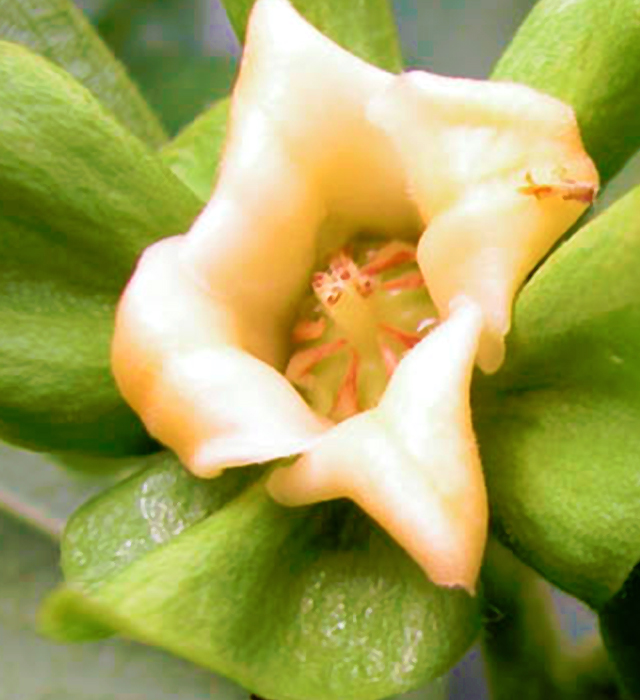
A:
[1,0,634,698]
[74,0,538,137]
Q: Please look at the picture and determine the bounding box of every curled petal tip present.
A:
[112,237,327,478]
[371,72,599,372]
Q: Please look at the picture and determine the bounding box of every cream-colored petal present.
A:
[181,0,421,352]
[112,237,327,476]
[369,72,599,372]
[112,0,422,474]
[267,300,487,592]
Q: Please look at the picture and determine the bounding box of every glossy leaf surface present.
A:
[42,453,479,700]
[0,0,166,146]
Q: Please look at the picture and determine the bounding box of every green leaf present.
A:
[0,42,202,288]
[128,54,236,137]
[0,42,203,455]
[222,0,403,72]
[0,509,248,699]
[161,98,230,201]
[0,302,154,456]
[0,0,166,147]
[475,183,640,609]
[42,453,479,700]
[90,0,237,136]
[492,0,640,185]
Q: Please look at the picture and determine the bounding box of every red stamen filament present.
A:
[381,272,425,292]
[380,324,423,350]
[361,242,416,276]
[379,342,400,378]
[288,241,436,419]
[285,338,347,382]
[331,351,360,420]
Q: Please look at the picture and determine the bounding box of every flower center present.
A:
[286,240,438,421]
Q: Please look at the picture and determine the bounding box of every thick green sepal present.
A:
[0,42,202,291]
[475,184,640,609]
[41,453,479,700]
[160,98,230,201]
[221,0,403,72]
[0,306,154,456]
[492,0,640,186]
[0,0,166,147]
[59,451,261,588]
[0,42,203,454]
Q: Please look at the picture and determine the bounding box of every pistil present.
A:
[312,253,381,362]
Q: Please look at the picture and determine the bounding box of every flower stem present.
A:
[481,539,619,700]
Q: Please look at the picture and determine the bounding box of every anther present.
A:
[519,172,596,204]
[292,318,326,342]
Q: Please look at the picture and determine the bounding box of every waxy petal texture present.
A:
[113,0,420,475]
[112,237,326,476]
[370,73,599,371]
[181,0,420,343]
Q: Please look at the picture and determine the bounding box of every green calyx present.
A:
[41,452,479,700]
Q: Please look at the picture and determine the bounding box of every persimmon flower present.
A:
[111,0,597,593]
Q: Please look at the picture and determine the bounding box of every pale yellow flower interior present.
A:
[111,0,598,593]
[285,240,438,421]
